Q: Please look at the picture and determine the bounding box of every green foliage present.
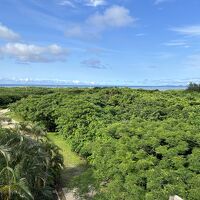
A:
[9,87,200,199]
[0,87,54,107]
[0,128,63,200]
[90,119,200,199]
[187,82,200,92]
[47,133,86,168]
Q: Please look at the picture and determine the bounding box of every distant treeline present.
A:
[0,87,92,107]
[9,87,200,200]
[1,82,199,108]
[0,87,54,107]
[187,82,200,92]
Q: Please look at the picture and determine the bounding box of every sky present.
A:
[0,0,200,85]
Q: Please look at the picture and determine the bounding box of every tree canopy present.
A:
[9,87,200,199]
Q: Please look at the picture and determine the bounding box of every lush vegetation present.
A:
[0,125,63,200]
[187,82,200,92]
[47,133,86,187]
[0,87,54,108]
[9,87,200,199]
[47,133,85,169]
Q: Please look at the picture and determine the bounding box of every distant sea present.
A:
[0,84,187,91]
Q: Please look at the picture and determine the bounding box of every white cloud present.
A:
[65,25,86,38]
[87,5,134,28]
[65,5,135,38]
[0,78,97,85]
[0,23,20,41]
[58,0,75,7]
[171,25,200,36]
[86,0,106,7]
[154,0,174,5]
[0,43,69,63]
[163,40,189,47]
[58,0,106,7]
[140,78,198,86]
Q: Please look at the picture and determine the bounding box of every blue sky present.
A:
[0,0,200,85]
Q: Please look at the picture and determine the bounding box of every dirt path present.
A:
[48,133,87,200]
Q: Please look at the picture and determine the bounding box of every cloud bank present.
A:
[59,0,106,7]
[0,43,68,63]
[86,0,106,7]
[65,5,135,38]
[154,0,175,5]
[0,23,20,41]
[171,25,200,36]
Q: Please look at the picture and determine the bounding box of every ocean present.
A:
[0,84,187,91]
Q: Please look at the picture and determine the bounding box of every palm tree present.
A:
[17,122,46,140]
[0,127,63,200]
[0,167,33,200]
[0,143,33,200]
[31,123,46,140]
[0,145,10,166]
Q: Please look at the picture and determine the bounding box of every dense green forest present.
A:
[0,87,55,108]
[0,87,90,108]
[6,87,200,200]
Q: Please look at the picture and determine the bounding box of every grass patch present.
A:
[47,132,85,168]
[47,132,87,187]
